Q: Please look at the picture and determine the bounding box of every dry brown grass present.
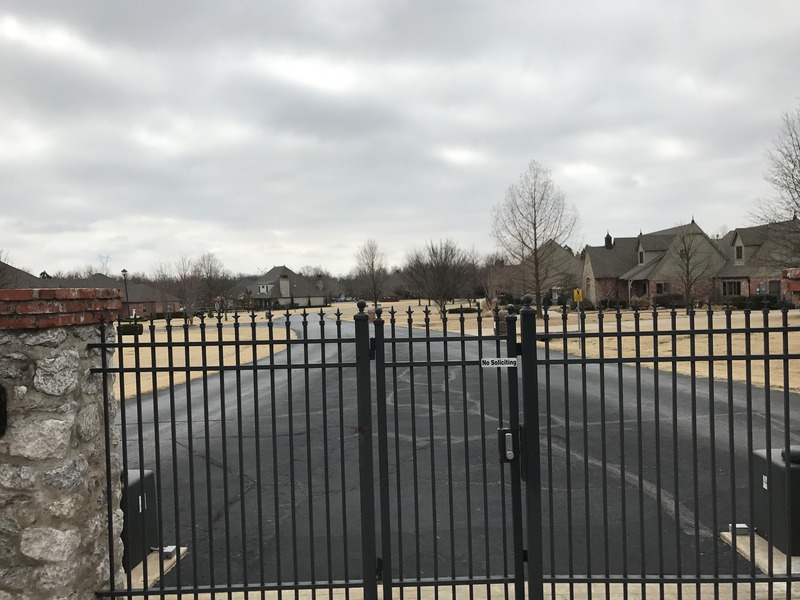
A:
[114,314,291,400]
[334,301,800,391]
[116,302,800,398]
[540,309,800,392]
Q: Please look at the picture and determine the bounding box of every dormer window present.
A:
[638,251,644,265]
[735,245,743,264]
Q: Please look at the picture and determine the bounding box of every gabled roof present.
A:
[584,237,639,279]
[587,221,726,283]
[231,266,323,299]
[716,218,800,278]
[0,261,42,288]
[638,235,674,252]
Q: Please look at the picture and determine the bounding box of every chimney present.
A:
[604,232,613,249]
[279,275,290,298]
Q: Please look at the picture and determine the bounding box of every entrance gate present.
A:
[93,298,800,599]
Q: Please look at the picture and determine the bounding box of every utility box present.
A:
[121,469,159,572]
[753,447,800,556]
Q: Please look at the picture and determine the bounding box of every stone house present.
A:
[229,265,327,310]
[582,234,639,306]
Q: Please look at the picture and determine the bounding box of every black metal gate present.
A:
[93,298,800,599]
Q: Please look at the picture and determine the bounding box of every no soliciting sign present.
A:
[481,358,518,368]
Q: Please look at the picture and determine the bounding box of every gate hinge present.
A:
[376,556,383,581]
[369,338,376,360]
[516,342,522,356]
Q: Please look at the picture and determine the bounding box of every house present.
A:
[715,217,800,301]
[583,221,727,306]
[582,233,639,306]
[229,266,327,310]
[498,239,583,303]
[0,260,42,289]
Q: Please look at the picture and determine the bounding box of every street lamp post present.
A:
[121,269,130,319]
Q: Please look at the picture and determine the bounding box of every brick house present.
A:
[583,222,727,306]
[714,218,800,302]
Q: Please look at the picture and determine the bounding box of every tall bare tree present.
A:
[491,160,579,315]
[404,240,472,318]
[174,256,205,324]
[474,252,509,314]
[764,104,800,220]
[753,104,800,262]
[299,265,335,301]
[671,223,719,308]
[352,240,389,307]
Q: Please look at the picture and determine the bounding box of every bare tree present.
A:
[299,265,335,301]
[764,104,800,219]
[174,256,205,324]
[404,240,471,318]
[474,252,509,315]
[196,252,232,299]
[670,223,723,309]
[491,160,579,315]
[352,240,389,307]
[751,104,800,261]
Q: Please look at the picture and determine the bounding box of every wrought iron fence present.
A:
[91,299,800,599]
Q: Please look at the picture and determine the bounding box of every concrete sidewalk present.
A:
[121,533,800,600]
[122,581,800,600]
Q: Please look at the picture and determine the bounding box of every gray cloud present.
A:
[1,1,798,276]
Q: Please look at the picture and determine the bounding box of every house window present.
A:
[656,282,668,294]
[723,281,741,296]
[769,280,781,295]
[638,251,644,265]
[259,285,266,294]
[735,245,744,263]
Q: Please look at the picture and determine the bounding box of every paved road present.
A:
[116,314,800,589]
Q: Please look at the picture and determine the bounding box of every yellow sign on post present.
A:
[573,288,583,303]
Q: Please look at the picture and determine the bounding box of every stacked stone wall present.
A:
[0,288,123,600]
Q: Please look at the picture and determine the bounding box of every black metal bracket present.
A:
[498,428,517,463]
[0,386,7,438]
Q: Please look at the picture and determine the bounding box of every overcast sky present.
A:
[2,2,798,278]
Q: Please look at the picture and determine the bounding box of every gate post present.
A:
[504,306,526,600]
[372,308,393,599]
[354,300,377,600]
[520,295,544,600]
[0,288,124,599]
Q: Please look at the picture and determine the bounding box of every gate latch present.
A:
[498,428,515,463]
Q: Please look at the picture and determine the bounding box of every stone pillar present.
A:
[0,288,123,600]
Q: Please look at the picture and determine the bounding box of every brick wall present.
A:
[0,288,121,330]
